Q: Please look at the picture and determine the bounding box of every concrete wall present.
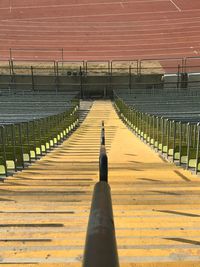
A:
[0,73,163,98]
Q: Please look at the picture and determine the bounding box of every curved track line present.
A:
[2,19,200,28]
[1,10,181,22]
[0,0,169,10]
[0,0,200,60]
[2,14,200,25]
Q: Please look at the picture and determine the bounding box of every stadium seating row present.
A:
[114,89,200,173]
[0,91,79,177]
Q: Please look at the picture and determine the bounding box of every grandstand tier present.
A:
[0,101,200,266]
[0,91,79,177]
[114,89,200,173]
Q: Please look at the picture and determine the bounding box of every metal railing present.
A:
[114,91,200,174]
[0,92,80,178]
[1,57,200,97]
[99,121,108,182]
[4,48,200,73]
[83,121,119,267]
[1,55,200,75]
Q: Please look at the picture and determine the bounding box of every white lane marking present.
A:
[2,24,200,34]
[0,0,169,11]
[1,22,200,31]
[170,0,181,12]
[2,27,200,36]
[1,10,181,22]
[1,21,200,31]
[0,40,199,48]
[1,14,200,26]
[120,2,125,8]
[4,14,200,25]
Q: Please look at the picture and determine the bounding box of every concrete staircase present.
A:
[0,100,200,266]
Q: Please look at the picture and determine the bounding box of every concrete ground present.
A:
[0,100,200,266]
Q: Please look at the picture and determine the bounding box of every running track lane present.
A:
[0,0,200,60]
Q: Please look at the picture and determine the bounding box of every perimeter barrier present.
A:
[0,57,200,97]
[3,49,200,73]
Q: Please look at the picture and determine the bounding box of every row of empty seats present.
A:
[0,90,80,177]
[114,88,200,173]
[162,72,200,89]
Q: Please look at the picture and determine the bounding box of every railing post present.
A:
[177,64,180,88]
[10,60,15,90]
[80,66,83,99]
[9,48,12,61]
[186,123,191,169]
[61,48,64,63]
[179,122,182,165]
[129,65,132,92]
[1,126,8,176]
[195,123,200,174]
[31,66,35,91]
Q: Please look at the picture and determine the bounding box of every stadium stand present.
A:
[1,100,200,265]
[114,88,200,173]
[0,91,79,177]
[1,57,200,267]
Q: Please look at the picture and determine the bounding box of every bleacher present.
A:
[114,88,200,173]
[0,91,79,177]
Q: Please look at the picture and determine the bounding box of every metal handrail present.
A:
[99,121,108,182]
[82,121,119,267]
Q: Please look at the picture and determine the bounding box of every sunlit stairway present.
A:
[0,100,200,267]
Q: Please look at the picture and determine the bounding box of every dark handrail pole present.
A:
[99,145,108,182]
[82,182,119,267]
[101,121,105,146]
[82,121,119,267]
[100,121,107,181]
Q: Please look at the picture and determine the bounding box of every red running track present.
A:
[0,0,200,60]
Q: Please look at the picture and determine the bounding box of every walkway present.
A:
[0,100,200,266]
